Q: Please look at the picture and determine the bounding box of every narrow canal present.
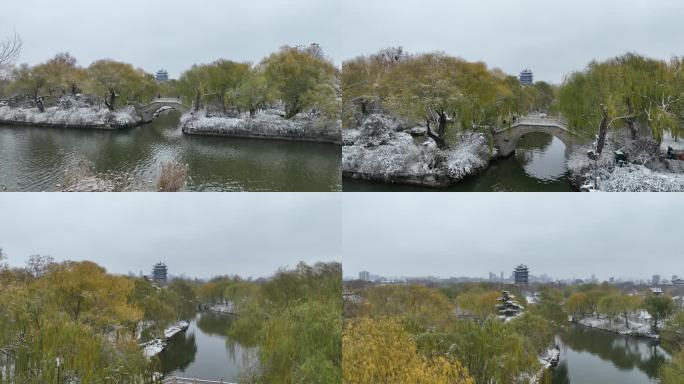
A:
[545,325,672,384]
[0,111,341,191]
[158,312,256,382]
[343,132,574,192]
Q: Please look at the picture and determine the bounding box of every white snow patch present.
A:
[140,320,190,358]
[181,110,340,142]
[568,140,684,192]
[577,315,657,339]
[342,114,491,184]
[0,105,139,127]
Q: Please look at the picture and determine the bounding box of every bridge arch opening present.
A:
[137,99,191,123]
[513,132,570,182]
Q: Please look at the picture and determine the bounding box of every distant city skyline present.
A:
[347,268,681,286]
[2,0,684,82]
[343,194,684,281]
[0,193,341,279]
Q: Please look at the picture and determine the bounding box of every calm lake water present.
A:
[546,325,672,384]
[343,132,574,192]
[159,312,256,382]
[0,112,341,191]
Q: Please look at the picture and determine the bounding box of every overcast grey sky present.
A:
[0,193,341,279]
[343,194,684,281]
[3,0,683,82]
[1,0,342,78]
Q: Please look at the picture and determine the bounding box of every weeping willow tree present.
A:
[226,262,342,384]
[558,53,684,147]
[0,257,193,383]
[341,48,555,146]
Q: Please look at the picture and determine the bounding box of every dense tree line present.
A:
[226,261,342,384]
[0,44,339,121]
[0,253,197,383]
[176,44,337,119]
[343,283,556,383]
[341,47,555,148]
[343,281,684,383]
[5,53,158,111]
[0,251,342,384]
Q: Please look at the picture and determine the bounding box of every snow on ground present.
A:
[164,320,190,339]
[0,105,139,128]
[539,346,561,369]
[342,114,491,185]
[661,132,684,152]
[141,321,191,358]
[181,110,340,142]
[599,164,684,192]
[209,302,236,314]
[577,314,657,339]
[567,140,684,192]
[143,339,166,358]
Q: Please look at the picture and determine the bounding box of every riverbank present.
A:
[573,313,658,339]
[181,110,341,144]
[0,105,141,129]
[567,135,684,192]
[342,114,492,187]
[204,302,236,314]
[141,320,191,358]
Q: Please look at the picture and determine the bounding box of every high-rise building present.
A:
[359,271,370,281]
[152,262,168,284]
[519,69,534,86]
[514,264,529,285]
[155,69,169,82]
[652,274,661,285]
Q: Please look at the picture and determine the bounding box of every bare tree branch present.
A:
[0,31,22,67]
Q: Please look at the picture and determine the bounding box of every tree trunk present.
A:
[34,96,45,113]
[220,88,226,116]
[249,108,256,118]
[426,112,449,149]
[193,88,201,113]
[596,105,609,156]
[626,98,638,140]
[71,83,78,96]
[104,89,116,111]
[286,99,300,119]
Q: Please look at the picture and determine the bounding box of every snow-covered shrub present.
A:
[342,114,492,185]
[567,135,684,191]
[0,102,139,128]
[445,133,491,180]
[181,109,341,142]
[600,164,684,192]
[343,132,440,181]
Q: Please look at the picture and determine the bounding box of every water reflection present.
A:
[515,132,569,182]
[159,312,256,381]
[547,325,671,384]
[0,112,341,191]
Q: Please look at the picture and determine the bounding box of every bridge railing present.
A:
[512,115,568,128]
[161,377,236,384]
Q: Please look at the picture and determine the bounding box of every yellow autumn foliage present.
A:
[343,317,474,384]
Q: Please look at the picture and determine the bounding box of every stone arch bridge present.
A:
[492,115,584,157]
[136,98,190,123]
